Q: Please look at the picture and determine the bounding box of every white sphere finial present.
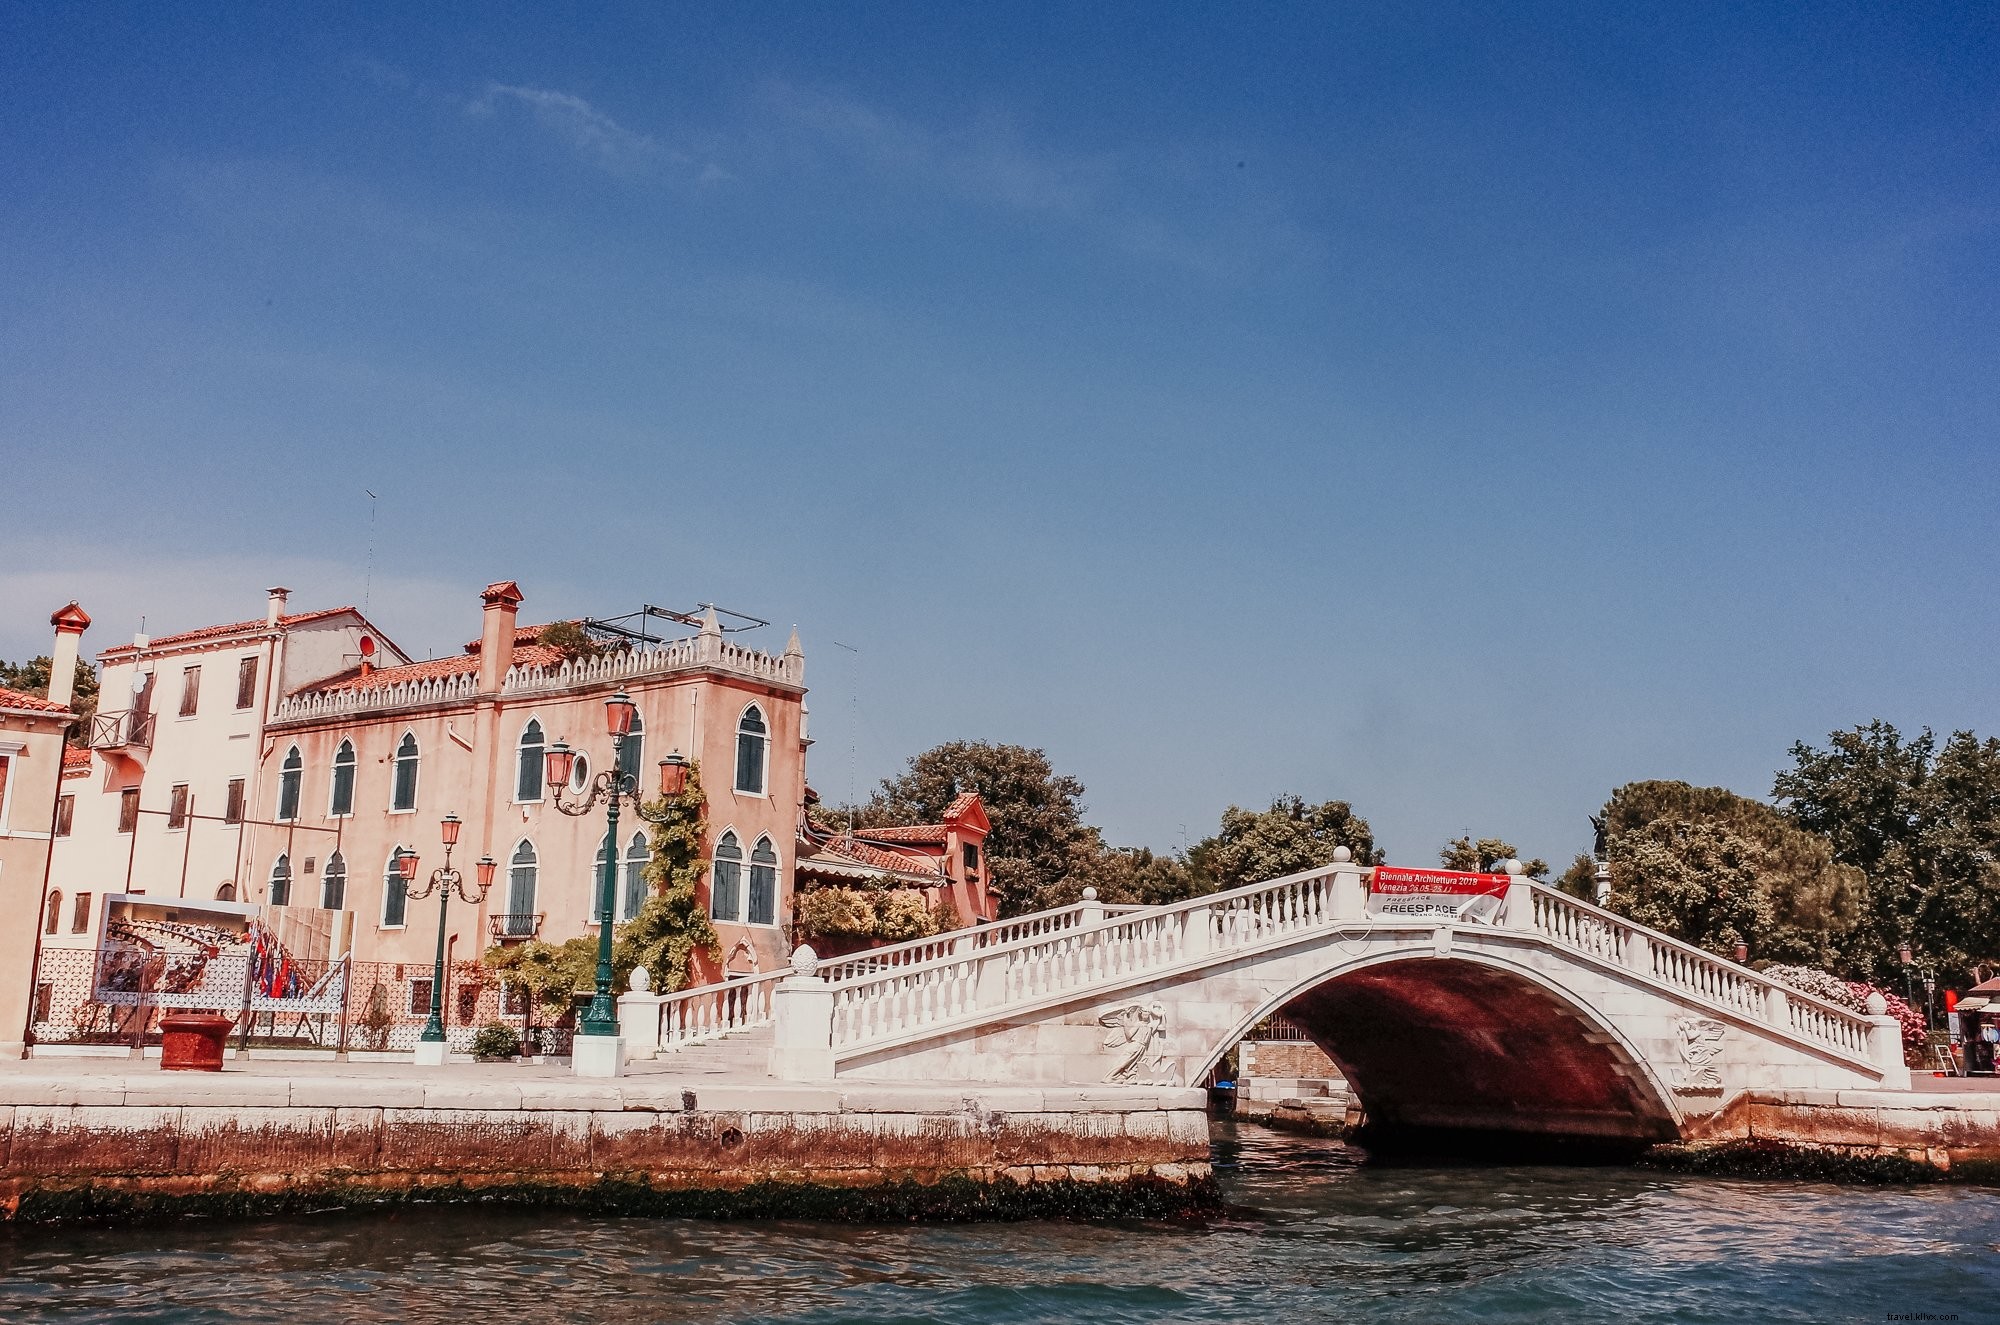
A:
[629,966,652,993]
[790,944,820,976]
[1503,858,1524,875]
[1332,846,1352,863]
[1082,886,1098,902]
[1865,991,1888,1016]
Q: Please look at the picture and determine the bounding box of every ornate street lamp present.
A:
[546,692,682,1042]
[401,812,497,1062]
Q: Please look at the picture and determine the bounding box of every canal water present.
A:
[2,1124,1995,1324]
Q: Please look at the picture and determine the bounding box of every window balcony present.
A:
[488,913,544,943]
[89,710,156,751]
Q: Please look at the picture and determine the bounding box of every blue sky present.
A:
[3,3,1995,868]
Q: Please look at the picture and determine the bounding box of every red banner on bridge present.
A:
[1367,866,1510,922]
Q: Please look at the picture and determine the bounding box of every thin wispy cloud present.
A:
[751,80,1319,281]
[468,83,670,175]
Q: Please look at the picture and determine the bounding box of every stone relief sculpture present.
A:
[1670,1016,1726,1092]
[1098,1002,1180,1085]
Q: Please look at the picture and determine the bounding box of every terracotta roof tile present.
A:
[98,607,364,657]
[943,792,980,819]
[796,830,948,883]
[0,685,72,715]
[63,745,92,768]
[855,824,949,844]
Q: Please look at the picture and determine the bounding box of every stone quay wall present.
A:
[1685,1088,2000,1172]
[0,1071,1214,1225]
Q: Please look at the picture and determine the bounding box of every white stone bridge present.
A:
[622,856,1910,1149]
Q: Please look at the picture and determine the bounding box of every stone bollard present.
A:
[1864,992,1913,1090]
[770,945,836,1081]
[618,966,664,1063]
[1328,846,1367,922]
[1500,858,1535,933]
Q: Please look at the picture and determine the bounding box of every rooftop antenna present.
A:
[831,640,860,837]
[362,490,379,614]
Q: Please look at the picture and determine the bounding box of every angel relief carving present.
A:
[1669,1016,1726,1092]
[1098,1002,1181,1086]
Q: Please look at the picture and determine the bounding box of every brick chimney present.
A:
[266,586,290,626]
[47,602,91,709]
[477,581,524,693]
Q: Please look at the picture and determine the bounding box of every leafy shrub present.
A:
[796,886,878,939]
[470,1022,521,1059]
[874,891,934,941]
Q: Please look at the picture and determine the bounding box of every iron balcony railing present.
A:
[488,913,544,942]
[89,709,156,751]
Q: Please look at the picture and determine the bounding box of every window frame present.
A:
[166,783,190,831]
[269,854,292,906]
[390,731,420,813]
[235,655,259,710]
[276,746,302,822]
[55,794,75,837]
[117,786,140,833]
[71,891,92,933]
[710,829,744,923]
[328,739,357,818]
[321,850,348,910]
[515,719,546,803]
[0,750,13,833]
[505,838,539,929]
[178,665,201,718]
[747,834,779,927]
[44,890,61,935]
[621,831,650,922]
[224,778,245,826]
[734,704,769,796]
[381,846,409,928]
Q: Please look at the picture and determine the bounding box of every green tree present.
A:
[1595,780,1862,966]
[1775,721,2000,982]
[1554,853,1600,900]
[1037,835,1205,911]
[0,655,99,742]
[1439,836,1547,879]
[863,741,1095,917]
[1193,795,1382,891]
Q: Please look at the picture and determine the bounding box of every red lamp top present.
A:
[606,690,637,738]
[395,848,420,882]
[659,751,689,797]
[440,812,462,848]
[544,740,577,790]
[475,856,498,889]
[1898,943,1914,965]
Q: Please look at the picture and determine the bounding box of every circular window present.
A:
[570,752,591,793]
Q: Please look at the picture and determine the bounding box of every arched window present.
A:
[44,891,61,935]
[622,832,650,921]
[329,739,357,817]
[516,720,545,802]
[276,746,302,821]
[321,851,347,910]
[504,840,538,935]
[594,829,615,924]
[382,847,408,926]
[748,836,778,926]
[711,831,743,922]
[618,711,645,783]
[269,855,291,906]
[215,883,236,902]
[391,733,420,811]
[735,705,767,794]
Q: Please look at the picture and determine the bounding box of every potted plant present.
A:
[470,1022,521,1063]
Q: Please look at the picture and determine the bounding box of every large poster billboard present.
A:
[1366,866,1510,923]
[92,894,347,1014]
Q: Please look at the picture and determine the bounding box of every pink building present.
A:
[244,582,810,982]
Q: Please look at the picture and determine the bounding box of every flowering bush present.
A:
[1765,964,1927,1045]
[874,892,935,942]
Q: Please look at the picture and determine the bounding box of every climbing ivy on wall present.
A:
[615,758,721,992]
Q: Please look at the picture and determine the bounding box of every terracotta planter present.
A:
[159,1013,235,1071]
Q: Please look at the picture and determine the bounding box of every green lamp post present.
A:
[399,813,496,1064]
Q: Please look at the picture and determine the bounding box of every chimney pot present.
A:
[267,586,291,626]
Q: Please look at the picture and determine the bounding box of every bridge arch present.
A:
[1201,947,1684,1153]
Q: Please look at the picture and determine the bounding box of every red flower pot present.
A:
[159,1013,235,1071]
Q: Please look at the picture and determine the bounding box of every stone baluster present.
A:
[770,946,836,1080]
[1327,846,1367,921]
[1763,982,1789,1026]
[1862,992,1912,1090]
[1500,859,1534,932]
[617,966,663,1062]
[1623,930,1652,976]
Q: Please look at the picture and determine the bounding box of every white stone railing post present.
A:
[1764,983,1789,1026]
[1624,931,1652,976]
[1863,993,1912,1089]
[617,966,663,1062]
[1501,859,1535,932]
[769,946,836,1080]
[1328,846,1367,921]
[1078,886,1103,926]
